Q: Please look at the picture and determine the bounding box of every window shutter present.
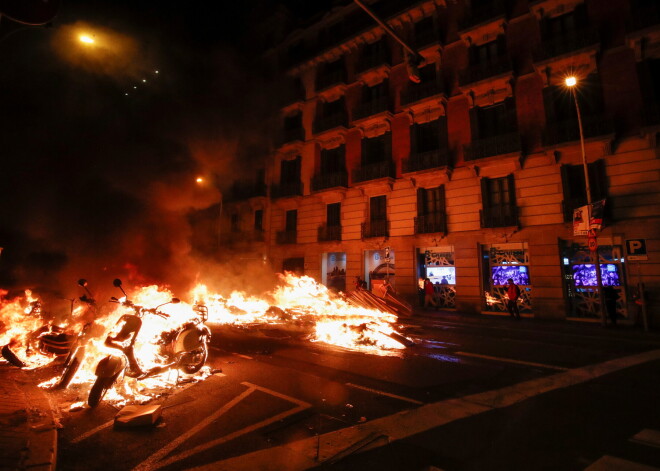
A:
[385,132,392,161]
[417,188,425,216]
[496,34,507,57]
[560,165,574,221]
[507,174,518,225]
[574,3,588,28]
[480,178,491,227]
[438,116,449,149]
[542,86,556,123]
[588,159,607,201]
[411,123,418,155]
[504,97,518,133]
[469,107,480,140]
[438,184,446,215]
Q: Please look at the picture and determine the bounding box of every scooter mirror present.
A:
[113,279,123,288]
[78,279,88,287]
[110,296,119,302]
[171,298,181,304]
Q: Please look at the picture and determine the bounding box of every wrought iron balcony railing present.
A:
[362,219,389,239]
[224,182,267,202]
[459,55,513,86]
[480,208,518,228]
[271,180,303,199]
[318,224,342,242]
[401,80,444,105]
[415,213,447,234]
[464,132,521,161]
[543,115,614,146]
[353,96,390,121]
[276,230,297,245]
[460,0,507,30]
[311,171,348,191]
[402,148,450,173]
[316,69,346,91]
[313,113,348,134]
[352,160,395,183]
[356,50,391,73]
[533,29,599,62]
[281,127,305,145]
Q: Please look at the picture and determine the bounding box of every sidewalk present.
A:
[0,364,58,471]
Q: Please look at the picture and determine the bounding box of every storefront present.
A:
[417,246,456,308]
[561,239,627,321]
[321,252,347,293]
[481,242,532,314]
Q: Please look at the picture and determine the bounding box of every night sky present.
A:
[0,0,337,299]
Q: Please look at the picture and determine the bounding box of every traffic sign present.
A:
[626,239,648,261]
[588,235,598,252]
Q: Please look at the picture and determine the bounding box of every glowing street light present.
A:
[565,75,605,326]
[79,34,95,45]
[196,177,204,184]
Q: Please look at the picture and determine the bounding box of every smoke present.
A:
[0,8,281,302]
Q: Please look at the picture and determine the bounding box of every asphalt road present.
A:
[39,312,660,471]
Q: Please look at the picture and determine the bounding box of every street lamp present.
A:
[565,76,605,325]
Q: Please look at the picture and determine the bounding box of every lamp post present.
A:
[565,76,606,326]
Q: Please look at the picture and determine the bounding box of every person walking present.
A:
[423,277,438,309]
[602,285,619,326]
[506,278,521,319]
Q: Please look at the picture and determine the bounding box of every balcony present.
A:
[318,224,342,242]
[459,55,513,86]
[533,29,599,62]
[316,69,346,92]
[415,213,447,234]
[271,180,303,199]
[403,148,450,173]
[627,3,660,32]
[480,208,518,228]
[313,113,348,134]
[413,27,440,50]
[353,96,390,121]
[311,171,348,191]
[543,115,614,146]
[460,0,507,30]
[224,182,267,202]
[280,127,305,145]
[276,230,297,245]
[362,219,389,239]
[401,80,444,105]
[464,132,521,161]
[352,160,395,183]
[356,49,391,74]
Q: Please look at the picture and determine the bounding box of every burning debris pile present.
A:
[0,273,410,407]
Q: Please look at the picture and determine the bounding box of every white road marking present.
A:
[233,353,254,360]
[345,383,424,405]
[454,351,569,371]
[132,382,311,471]
[70,373,223,444]
[584,455,660,470]
[191,349,660,471]
[70,419,115,444]
[630,429,660,449]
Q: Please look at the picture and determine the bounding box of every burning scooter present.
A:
[88,279,211,408]
[55,279,103,389]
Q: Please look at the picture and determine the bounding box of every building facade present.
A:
[221,0,660,323]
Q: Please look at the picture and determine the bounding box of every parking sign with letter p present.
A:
[625,239,648,261]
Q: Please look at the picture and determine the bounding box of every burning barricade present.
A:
[1,273,411,408]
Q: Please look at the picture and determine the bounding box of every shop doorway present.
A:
[364,249,395,293]
[417,247,456,308]
[321,252,346,293]
[561,241,627,320]
[482,242,533,313]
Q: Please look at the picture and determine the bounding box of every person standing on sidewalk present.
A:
[423,278,438,309]
[506,278,521,319]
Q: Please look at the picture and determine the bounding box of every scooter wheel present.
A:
[181,343,208,374]
[88,373,118,408]
[57,357,81,389]
[1,345,26,368]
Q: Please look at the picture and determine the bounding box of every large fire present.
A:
[0,273,409,407]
